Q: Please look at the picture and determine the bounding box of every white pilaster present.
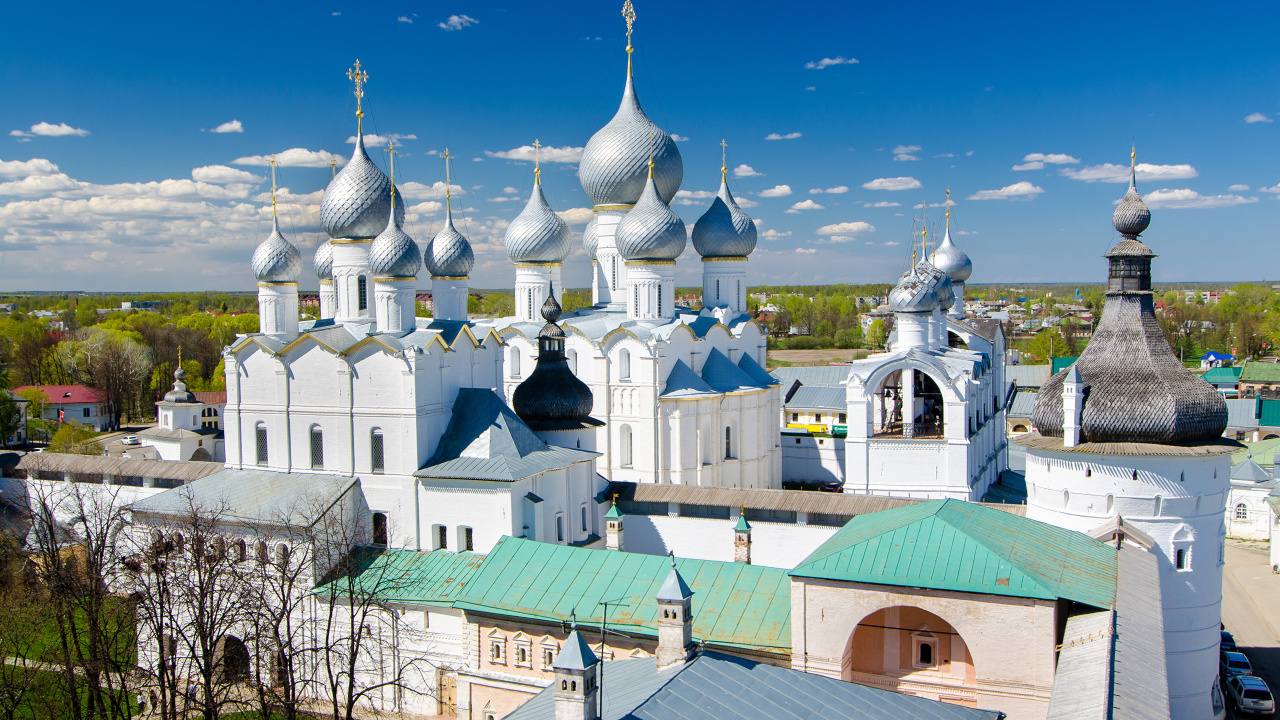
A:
[593,210,627,309]
[701,257,748,314]
[373,277,416,333]
[257,283,299,339]
[430,276,469,322]
[894,312,929,351]
[318,280,336,320]
[950,281,966,319]
[514,263,562,322]
[625,261,676,321]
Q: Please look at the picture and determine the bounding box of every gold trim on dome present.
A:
[372,276,417,283]
[319,280,333,285]
[257,282,298,287]
[513,262,564,269]
[430,275,469,281]
[330,238,374,245]
[701,256,748,263]
[593,203,636,212]
[625,260,676,267]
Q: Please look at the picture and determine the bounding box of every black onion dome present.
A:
[512,292,595,430]
[1113,170,1151,238]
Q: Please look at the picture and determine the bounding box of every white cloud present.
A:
[808,185,849,194]
[502,186,519,194]
[934,153,955,158]
[796,248,817,254]
[861,201,901,208]
[734,196,758,208]
[485,145,583,163]
[211,120,243,134]
[398,15,413,23]
[759,184,792,198]
[862,177,921,191]
[674,189,717,203]
[785,199,824,214]
[1246,112,1272,124]
[399,180,466,201]
[1060,162,1198,183]
[1261,184,1280,194]
[892,145,921,162]
[1228,184,1251,192]
[1142,189,1258,209]
[805,56,859,69]
[956,230,978,235]
[0,158,61,178]
[438,14,477,30]
[765,132,802,141]
[192,165,263,185]
[1012,152,1079,171]
[816,221,875,235]
[11,122,90,138]
[967,181,1044,200]
[671,134,689,142]
[733,164,763,178]
[487,196,521,202]
[556,207,594,225]
[234,148,345,168]
[346,133,418,146]
[882,241,899,246]
[760,229,792,240]
[805,86,816,91]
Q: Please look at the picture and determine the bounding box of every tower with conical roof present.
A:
[615,155,686,321]
[551,617,600,720]
[506,141,573,321]
[368,143,421,333]
[425,149,475,322]
[931,189,972,320]
[1021,149,1233,720]
[251,157,302,339]
[578,1,683,309]
[691,140,757,316]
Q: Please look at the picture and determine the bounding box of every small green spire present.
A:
[734,512,751,533]
[605,503,623,519]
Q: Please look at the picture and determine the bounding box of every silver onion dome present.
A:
[931,228,973,283]
[582,216,599,260]
[319,133,405,239]
[424,211,474,277]
[615,175,686,261]
[579,74,683,208]
[251,217,303,283]
[915,259,954,310]
[162,364,197,403]
[888,271,939,313]
[314,240,334,280]
[1113,165,1151,238]
[504,183,572,263]
[691,181,757,258]
[368,201,421,278]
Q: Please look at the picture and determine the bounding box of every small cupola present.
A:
[655,554,694,669]
[552,617,600,720]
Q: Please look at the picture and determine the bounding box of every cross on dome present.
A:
[347,60,369,122]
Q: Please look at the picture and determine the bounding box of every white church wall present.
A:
[781,434,845,484]
[617,512,837,568]
[1225,483,1272,540]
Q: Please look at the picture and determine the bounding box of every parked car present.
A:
[1226,674,1275,715]
[121,435,140,446]
[1222,651,1254,679]
[1222,631,1238,652]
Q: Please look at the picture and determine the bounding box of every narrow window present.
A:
[556,514,564,543]
[580,504,588,533]
[716,279,720,300]
[568,349,578,375]
[919,642,933,666]
[528,289,534,318]
[619,349,631,380]
[1106,494,1114,513]
[1236,503,1249,520]
[791,413,798,422]
[370,428,384,473]
[634,284,640,315]
[372,512,388,546]
[255,422,268,465]
[620,425,633,467]
[815,413,822,423]
[658,288,662,317]
[1154,495,1163,516]
[611,258,617,289]
[275,543,290,570]
[357,275,368,311]
[510,347,521,378]
[310,426,324,469]
[463,526,473,551]
[1063,489,1070,508]
[1175,548,1188,570]
[725,426,733,459]
[839,413,846,423]
[436,525,448,551]
[233,539,247,563]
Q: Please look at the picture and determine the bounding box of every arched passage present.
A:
[844,606,977,704]
[872,368,946,438]
[213,635,250,683]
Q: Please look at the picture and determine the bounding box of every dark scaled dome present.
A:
[691,181,757,258]
[1113,167,1151,238]
[162,365,197,403]
[512,292,596,430]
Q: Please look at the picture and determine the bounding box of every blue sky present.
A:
[2,0,1279,292]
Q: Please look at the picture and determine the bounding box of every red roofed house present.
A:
[13,385,110,432]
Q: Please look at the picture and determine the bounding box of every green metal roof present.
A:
[452,537,791,653]
[1201,366,1243,384]
[790,499,1117,609]
[605,503,623,519]
[734,514,751,532]
[1233,437,1280,468]
[314,548,486,605]
[1241,360,1280,384]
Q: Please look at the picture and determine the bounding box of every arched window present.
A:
[370,428,384,473]
[725,426,734,459]
[1105,494,1114,513]
[233,539,247,563]
[510,347,521,378]
[1063,489,1070,508]
[255,422,268,465]
[1154,495,1163,517]
[567,349,578,375]
[357,275,368,311]
[620,425,633,467]
[457,525,474,552]
[275,543,290,570]
[372,512,388,546]
[255,541,269,565]
[1236,503,1249,520]
[310,426,324,469]
[619,349,631,380]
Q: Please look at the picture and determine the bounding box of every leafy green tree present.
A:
[0,391,20,448]
[48,421,102,455]
[867,320,888,349]
[1024,328,1069,364]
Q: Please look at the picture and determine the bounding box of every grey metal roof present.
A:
[250,217,303,283]
[1112,166,1151,238]
[1227,398,1259,429]
[931,227,972,283]
[552,629,599,671]
[505,651,1002,720]
[582,216,599,260]
[1232,456,1272,482]
[415,388,597,482]
[313,240,333,280]
[769,366,852,388]
[656,561,693,602]
[701,348,766,393]
[785,385,846,412]
[505,182,572,263]
[130,468,358,527]
[319,133,404,240]
[691,181,757,258]
[16,453,225,482]
[615,177,686,262]
[368,205,421,278]
[139,426,220,440]
[1008,390,1038,419]
[662,360,718,398]
[1015,432,1242,457]
[1006,364,1051,389]
[424,212,475,277]
[578,73,683,208]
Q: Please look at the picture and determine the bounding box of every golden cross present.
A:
[387,142,397,210]
[945,186,951,227]
[347,60,369,118]
[268,154,278,219]
[1131,143,1136,168]
[720,139,728,183]
[442,148,454,212]
[622,0,636,74]
[922,216,928,258]
[533,139,542,185]
[329,157,337,178]
[646,130,654,179]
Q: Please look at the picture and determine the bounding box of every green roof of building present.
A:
[452,537,791,653]
[1241,361,1280,384]
[790,499,1117,609]
[605,503,623,519]
[1201,366,1243,384]
[734,514,751,533]
[314,548,486,605]
[1233,437,1280,468]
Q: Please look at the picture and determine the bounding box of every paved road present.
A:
[1222,540,1280,717]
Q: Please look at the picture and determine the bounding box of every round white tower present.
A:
[1021,151,1232,720]
[615,158,685,322]
[251,160,301,339]
[505,144,572,322]
[423,151,475,323]
[314,241,336,319]
[368,148,421,334]
[691,142,757,316]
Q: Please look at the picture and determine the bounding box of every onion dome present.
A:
[504,181,572,263]
[1030,166,1226,445]
[888,270,939,313]
[320,133,404,239]
[579,73,683,208]
[1113,163,1151,238]
[582,216,599,260]
[513,292,596,430]
[691,180,757,258]
[251,217,302,283]
[931,227,972,283]
[368,200,421,278]
[615,172,686,261]
[424,210,474,277]
[914,259,954,311]
[162,364,197,404]
[314,240,334,280]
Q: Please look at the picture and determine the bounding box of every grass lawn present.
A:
[9,669,135,720]
[28,595,137,668]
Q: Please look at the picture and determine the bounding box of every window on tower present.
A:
[357,275,368,311]
[310,426,324,469]
[255,422,268,465]
[370,428,384,473]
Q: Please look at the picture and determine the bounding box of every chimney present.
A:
[605,495,624,551]
[552,620,599,720]
[733,509,751,564]
[1062,363,1083,448]
[655,555,694,669]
